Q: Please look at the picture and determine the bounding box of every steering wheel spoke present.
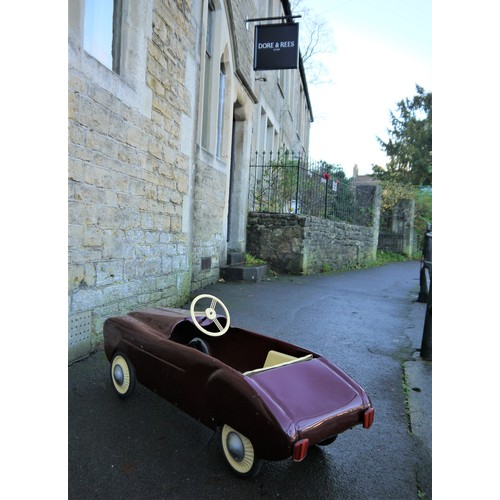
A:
[213,317,224,332]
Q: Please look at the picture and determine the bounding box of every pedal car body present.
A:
[103,295,374,477]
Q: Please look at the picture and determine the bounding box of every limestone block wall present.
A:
[68,0,199,362]
[229,1,258,88]
[247,213,378,275]
[67,0,313,362]
[190,153,227,290]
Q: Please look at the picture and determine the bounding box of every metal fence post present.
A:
[324,177,328,218]
[295,156,300,214]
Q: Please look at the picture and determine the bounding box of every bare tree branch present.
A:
[291,0,335,85]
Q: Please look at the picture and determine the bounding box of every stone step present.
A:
[219,263,267,282]
[226,252,245,266]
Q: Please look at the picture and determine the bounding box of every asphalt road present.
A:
[69,261,431,499]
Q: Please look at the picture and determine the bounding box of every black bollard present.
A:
[420,282,432,360]
[418,263,428,303]
[418,225,432,303]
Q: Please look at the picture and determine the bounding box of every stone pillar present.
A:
[401,199,415,258]
[370,185,382,260]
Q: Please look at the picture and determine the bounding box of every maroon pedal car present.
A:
[103,294,374,477]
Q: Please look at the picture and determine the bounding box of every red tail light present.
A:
[363,407,375,428]
[292,438,309,462]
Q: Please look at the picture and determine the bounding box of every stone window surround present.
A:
[198,0,233,161]
[69,0,153,118]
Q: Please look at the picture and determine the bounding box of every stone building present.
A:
[68,0,313,361]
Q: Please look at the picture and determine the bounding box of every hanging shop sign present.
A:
[253,22,299,71]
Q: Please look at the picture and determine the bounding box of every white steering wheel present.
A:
[190,294,231,336]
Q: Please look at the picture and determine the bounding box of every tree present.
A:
[414,188,432,252]
[316,160,348,181]
[290,0,334,85]
[373,85,432,186]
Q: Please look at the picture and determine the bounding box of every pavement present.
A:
[404,300,432,452]
[401,289,432,495]
[69,261,432,499]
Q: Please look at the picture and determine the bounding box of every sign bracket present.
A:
[246,15,301,26]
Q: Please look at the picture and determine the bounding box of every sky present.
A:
[299,0,432,176]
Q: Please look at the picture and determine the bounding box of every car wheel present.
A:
[188,337,210,355]
[317,435,338,446]
[221,424,263,478]
[110,353,136,399]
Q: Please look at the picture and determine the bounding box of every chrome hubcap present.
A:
[227,432,245,462]
[113,364,124,386]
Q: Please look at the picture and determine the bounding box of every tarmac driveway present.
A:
[68,261,431,499]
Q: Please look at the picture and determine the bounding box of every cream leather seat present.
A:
[244,350,313,376]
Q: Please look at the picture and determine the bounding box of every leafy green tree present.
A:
[413,188,432,251]
[374,85,432,186]
[379,181,416,212]
[378,179,432,253]
[316,161,348,181]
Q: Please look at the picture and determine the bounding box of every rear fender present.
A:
[205,369,294,460]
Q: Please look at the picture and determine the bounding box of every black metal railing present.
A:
[248,151,376,226]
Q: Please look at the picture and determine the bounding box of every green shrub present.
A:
[245,253,266,265]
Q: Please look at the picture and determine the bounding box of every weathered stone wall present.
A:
[67,0,313,363]
[229,1,258,88]
[68,0,199,361]
[247,213,378,275]
[190,153,227,290]
[378,199,415,257]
